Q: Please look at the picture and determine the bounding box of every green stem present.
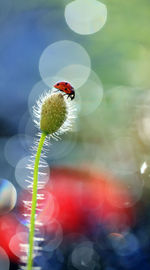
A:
[27,132,47,270]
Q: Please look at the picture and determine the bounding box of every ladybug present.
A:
[54,81,75,100]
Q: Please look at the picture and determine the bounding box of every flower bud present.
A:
[40,93,67,134]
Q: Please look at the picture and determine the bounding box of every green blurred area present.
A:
[58,0,150,180]
[87,0,150,87]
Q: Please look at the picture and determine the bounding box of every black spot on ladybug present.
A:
[65,88,67,90]
[65,82,68,85]
[57,83,59,86]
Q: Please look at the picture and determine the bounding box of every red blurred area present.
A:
[0,215,23,262]
[48,168,135,232]
[0,167,135,261]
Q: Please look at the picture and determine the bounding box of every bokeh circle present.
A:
[65,0,107,35]
[39,40,91,89]
[0,179,17,214]
[15,155,50,190]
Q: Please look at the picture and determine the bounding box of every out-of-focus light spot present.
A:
[36,191,56,225]
[109,232,124,240]
[15,155,50,190]
[16,223,28,235]
[28,80,49,117]
[56,64,90,90]
[140,161,147,174]
[17,190,57,228]
[108,232,139,256]
[9,232,28,258]
[15,192,32,227]
[140,160,150,189]
[0,247,10,270]
[4,134,33,167]
[0,179,17,214]
[71,241,99,270]
[41,219,63,252]
[108,232,125,253]
[77,70,103,116]
[106,170,143,208]
[39,40,91,88]
[65,0,107,35]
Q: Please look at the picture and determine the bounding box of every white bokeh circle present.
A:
[9,232,28,257]
[39,40,91,88]
[71,241,99,270]
[56,64,91,89]
[0,179,17,214]
[65,0,107,35]
[15,155,50,190]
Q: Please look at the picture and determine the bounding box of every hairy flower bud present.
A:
[40,93,67,134]
[33,88,76,139]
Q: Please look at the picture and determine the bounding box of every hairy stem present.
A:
[27,132,47,270]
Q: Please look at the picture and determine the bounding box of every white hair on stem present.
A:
[19,88,77,270]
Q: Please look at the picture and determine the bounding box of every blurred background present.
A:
[1,0,150,269]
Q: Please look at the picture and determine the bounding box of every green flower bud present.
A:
[40,93,67,134]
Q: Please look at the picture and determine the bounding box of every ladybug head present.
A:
[54,82,62,90]
[69,90,75,100]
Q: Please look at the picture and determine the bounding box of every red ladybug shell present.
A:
[54,81,75,100]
